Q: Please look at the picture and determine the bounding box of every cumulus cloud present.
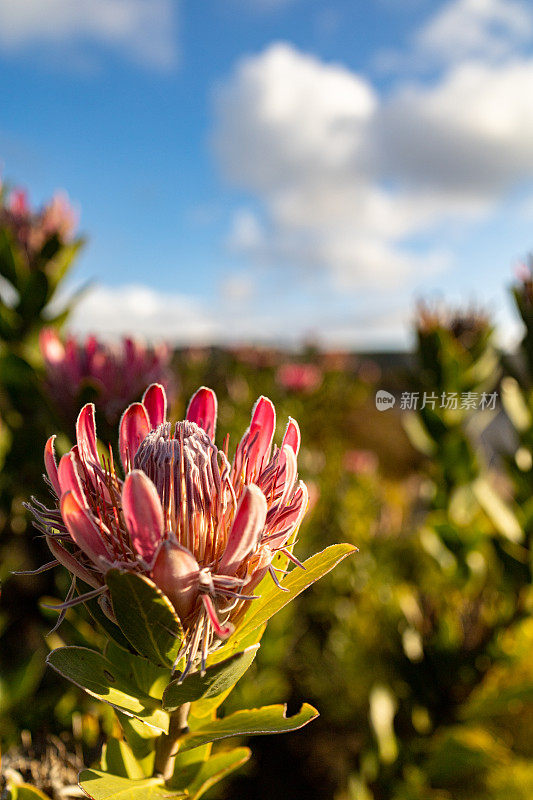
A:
[69,285,215,343]
[376,0,533,73]
[212,43,457,288]
[375,59,533,199]
[212,32,533,291]
[414,0,533,67]
[0,0,178,69]
[214,44,376,192]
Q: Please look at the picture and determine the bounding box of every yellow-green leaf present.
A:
[163,645,259,711]
[47,647,168,733]
[78,772,185,800]
[179,703,319,753]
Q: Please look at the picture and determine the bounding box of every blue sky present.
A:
[1,0,533,348]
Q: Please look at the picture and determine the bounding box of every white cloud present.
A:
[227,209,266,253]
[212,43,470,289]
[66,281,416,349]
[69,285,215,343]
[415,0,533,67]
[375,60,533,199]
[376,0,533,73]
[0,0,178,69]
[212,41,533,291]
[62,279,521,351]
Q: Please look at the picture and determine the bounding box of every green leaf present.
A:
[179,703,319,753]
[501,376,531,432]
[168,748,251,798]
[47,647,169,733]
[116,712,157,777]
[77,579,134,651]
[101,738,148,780]
[472,477,524,543]
[462,682,533,720]
[0,353,37,391]
[17,270,49,319]
[0,648,46,714]
[189,626,267,720]
[0,228,23,286]
[227,544,356,651]
[105,641,171,701]
[163,645,259,712]
[46,237,84,291]
[106,570,184,668]
[0,301,19,341]
[78,772,185,800]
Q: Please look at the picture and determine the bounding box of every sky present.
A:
[1,0,533,349]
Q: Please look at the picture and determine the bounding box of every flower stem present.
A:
[154,702,191,781]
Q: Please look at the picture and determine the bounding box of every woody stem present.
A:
[154,703,191,781]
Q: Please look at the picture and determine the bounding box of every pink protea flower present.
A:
[39,328,174,425]
[29,384,308,675]
[0,184,76,264]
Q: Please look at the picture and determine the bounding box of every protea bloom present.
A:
[30,384,307,675]
[0,183,76,264]
[40,329,175,426]
[276,363,322,394]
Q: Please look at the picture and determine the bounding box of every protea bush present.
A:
[0,183,85,751]
[28,383,354,794]
[39,328,175,431]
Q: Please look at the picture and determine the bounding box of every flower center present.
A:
[133,421,235,564]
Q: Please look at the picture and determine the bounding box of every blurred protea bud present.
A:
[414,300,497,408]
[276,363,322,394]
[0,183,76,267]
[29,384,308,674]
[416,301,491,353]
[39,329,175,426]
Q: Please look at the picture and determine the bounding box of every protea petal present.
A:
[245,396,276,480]
[122,470,164,564]
[60,490,111,565]
[282,417,301,456]
[151,541,200,621]
[46,535,103,589]
[243,543,273,593]
[186,386,218,440]
[44,436,61,497]
[76,403,99,466]
[119,402,150,472]
[142,383,167,429]
[58,452,86,506]
[277,445,298,508]
[266,480,309,548]
[219,484,267,576]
